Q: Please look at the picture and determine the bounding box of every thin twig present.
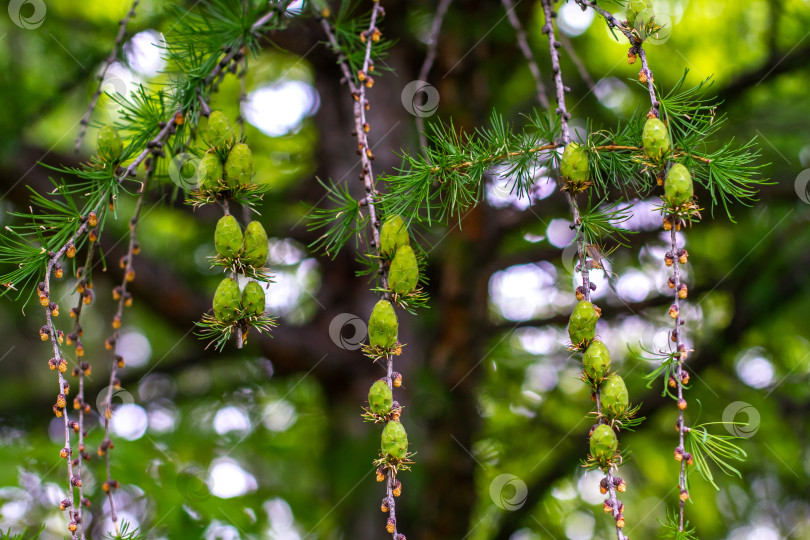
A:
[75,0,139,152]
[100,161,153,534]
[501,0,549,109]
[416,0,453,152]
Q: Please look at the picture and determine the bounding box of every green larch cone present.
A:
[568,301,598,348]
[368,300,398,349]
[241,280,265,318]
[665,163,694,207]
[242,221,269,267]
[560,142,590,186]
[198,153,224,191]
[601,373,629,419]
[215,215,243,259]
[379,215,410,256]
[368,379,393,416]
[590,424,618,467]
[626,0,651,25]
[213,278,241,323]
[642,117,671,160]
[583,340,611,384]
[206,111,234,150]
[381,420,408,460]
[388,245,419,294]
[224,143,254,188]
[97,125,123,162]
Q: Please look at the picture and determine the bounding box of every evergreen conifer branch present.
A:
[75,0,140,152]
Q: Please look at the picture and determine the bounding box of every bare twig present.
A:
[75,0,139,152]
[415,0,453,152]
[501,0,549,109]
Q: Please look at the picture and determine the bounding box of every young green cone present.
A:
[368,300,398,349]
[241,280,265,317]
[198,153,224,191]
[242,221,268,267]
[569,301,599,348]
[590,424,618,467]
[560,142,590,187]
[206,111,234,150]
[642,117,671,160]
[665,163,694,207]
[213,278,241,323]
[224,143,254,188]
[583,340,611,385]
[381,420,408,460]
[215,215,243,259]
[368,379,393,416]
[601,374,629,419]
[380,215,410,256]
[97,125,123,162]
[388,245,419,294]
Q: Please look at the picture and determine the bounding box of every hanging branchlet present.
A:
[317,4,411,538]
[75,0,140,152]
[541,2,636,538]
[194,112,278,351]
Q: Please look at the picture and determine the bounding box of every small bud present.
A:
[39,325,50,341]
[599,477,608,494]
[386,517,396,534]
[60,447,69,459]
[674,447,684,461]
[381,497,391,513]
[679,489,689,501]
[616,513,625,528]
[58,359,67,373]
[678,249,688,265]
[116,355,125,369]
[59,498,71,511]
[664,252,674,267]
[88,228,98,243]
[627,51,637,64]
[112,315,122,329]
[575,286,585,301]
[677,283,688,299]
[69,307,78,319]
[668,376,677,388]
[53,405,63,418]
[68,521,78,533]
[112,286,122,300]
[126,269,135,282]
[56,394,67,409]
[663,216,673,231]
[678,399,687,410]
[639,69,648,83]
[66,244,76,258]
[124,292,133,307]
[667,276,676,289]
[603,499,613,513]
[392,480,402,497]
[54,264,63,279]
[132,242,141,255]
[88,212,98,227]
[376,467,386,483]
[680,370,690,385]
[668,304,679,319]
[615,477,626,492]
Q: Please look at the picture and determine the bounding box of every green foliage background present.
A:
[0,1,808,539]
